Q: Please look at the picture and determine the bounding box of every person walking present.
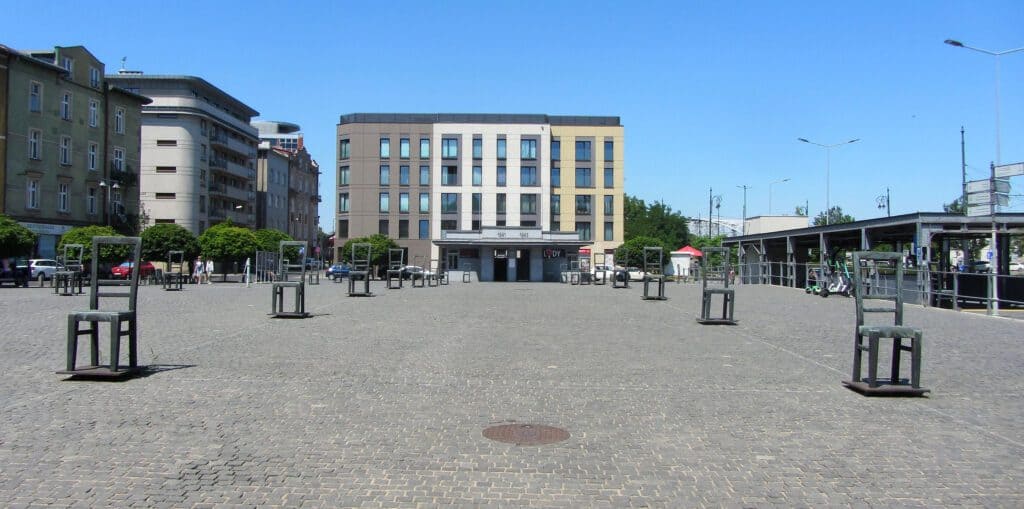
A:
[193,257,203,284]
[205,258,214,284]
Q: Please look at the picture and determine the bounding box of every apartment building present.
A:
[106,73,259,234]
[252,120,320,246]
[1,45,149,257]
[336,113,624,281]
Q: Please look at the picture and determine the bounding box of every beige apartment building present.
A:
[1,44,149,257]
[252,120,321,248]
[335,113,624,281]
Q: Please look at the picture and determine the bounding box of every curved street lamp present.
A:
[797,138,859,225]
[768,178,790,215]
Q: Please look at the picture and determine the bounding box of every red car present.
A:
[111,261,156,279]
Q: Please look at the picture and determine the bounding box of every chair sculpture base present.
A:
[306,271,320,285]
[697,289,736,325]
[162,272,185,291]
[845,326,927,396]
[386,269,403,289]
[612,271,629,289]
[348,272,373,297]
[64,311,139,378]
[462,272,471,283]
[57,365,144,379]
[271,282,308,318]
[842,379,930,396]
[642,277,667,301]
[440,271,449,285]
[593,271,607,285]
[427,273,439,287]
[411,273,425,288]
[53,271,84,296]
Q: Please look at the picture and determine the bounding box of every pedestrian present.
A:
[193,257,203,284]
[205,258,214,284]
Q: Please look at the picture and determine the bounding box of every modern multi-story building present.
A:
[1,44,149,257]
[106,73,259,234]
[252,120,320,247]
[335,113,624,281]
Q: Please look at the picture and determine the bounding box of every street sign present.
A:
[995,162,1024,178]
[967,193,1009,206]
[967,204,992,217]
[966,179,1010,194]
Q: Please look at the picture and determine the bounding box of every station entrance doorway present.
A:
[516,249,531,281]
[494,249,508,282]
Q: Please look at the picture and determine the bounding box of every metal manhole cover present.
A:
[483,423,569,445]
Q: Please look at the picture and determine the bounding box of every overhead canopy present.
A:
[674,245,703,257]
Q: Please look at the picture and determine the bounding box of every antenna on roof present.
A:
[120,57,126,72]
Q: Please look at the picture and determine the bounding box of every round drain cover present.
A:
[483,423,569,445]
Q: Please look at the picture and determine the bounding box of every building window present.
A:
[420,138,430,158]
[575,168,593,187]
[157,139,177,147]
[379,165,390,185]
[200,144,207,161]
[576,140,592,161]
[89,100,98,127]
[521,220,536,227]
[419,192,429,213]
[604,221,614,241]
[496,139,506,160]
[113,189,122,213]
[442,138,458,159]
[28,129,41,159]
[26,179,40,209]
[89,67,101,88]
[60,92,72,120]
[521,194,538,214]
[419,165,430,185]
[57,182,69,212]
[60,136,72,165]
[576,195,593,215]
[87,187,97,214]
[442,166,458,186]
[496,166,506,187]
[604,167,614,188]
[552,220,560,231]
[338,193,350,213]
[472,193,482,214]
[399,165,410,186]
[155,166,176,173]
[604,195,614,215]
[200,119,207,136]
[604,140,614,162]
[113,147,125,170]
[380,137,390,158]
[576,221,592,241]
[88,143,98,170]
[496,193,506,214]
[419,219,429,239]
[399,219,409,239]
[155,193,176,199]
[339,165,350,186]
[399,192,409,213]
[441,219,458,231]
[62,56,73,72]
[472,166,482,186]
[551,194,561,215]
[340,139,351,159]
[472,219,481,230]
[472,137,482,159]
[337,219,349,238]
[521,139,537,160]
[551,140,560,161]
[379,219,389,235]
[551,167,560,187]
[441,193,458,213]
[114,107,125,133]
[496,219,506,227]
[379,192,389,212]
[400,138,410,159]
[29,81,42,112]
[520,166,538,186]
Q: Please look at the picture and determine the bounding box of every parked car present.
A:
[1011,262,1024,274]
[590,264,614,276]
[0,257,30,287]
[400,265,424,279]
[325,263,350,280]
[111,261,156,279]
[28,258,61,280]
[612,266,645,282]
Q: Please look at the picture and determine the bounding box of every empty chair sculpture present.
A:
[271,241,309,317]
[53,243,86,296]
[612,248,630,289]
[386,248,404,289]
[642,246,667,301]
[348,243,373,296]
[593,253,608,285]
[843,251,928,396]
[162,250,185,291]
[411,254,426,288]
[59,236,144,378]
[428,259,440,287]
[568,255,581,285]
[696,246,736,324]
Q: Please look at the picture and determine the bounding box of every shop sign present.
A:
[579,248,591,255]
[543,248,564,258]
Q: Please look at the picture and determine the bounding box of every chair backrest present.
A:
[643,246,664,276]
[90,236,142,312]
[852,251,904,327]
[278,241,308,281]
[429,258,440,273]
[167,250,185,272]
[388,248,404,270]
[702,246,731,289]
[568,254,580,272]
[63,243,85,272]
[351,243,372,271]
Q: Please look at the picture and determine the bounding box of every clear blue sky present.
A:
[6,0,1023,230]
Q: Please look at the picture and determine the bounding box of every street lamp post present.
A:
[876,187,891,217]
[98,180,120,226]
[736,184,751,235]
[768,178,790,215]
[797,137,859,225]
[944,39,1024,165]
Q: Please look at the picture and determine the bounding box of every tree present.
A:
[252,228,301,261]
[943,197,966,215]
[614,235,672,268]
[140,223,199,262]
[58,226,128,264]
[0,214,37,259]
[795,205,808,217]
[197,221,261,279]
[812,206,855,226]
[623,194,690,250]
[339,234,399,269]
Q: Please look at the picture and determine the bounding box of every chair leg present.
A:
[67,316,78,372]
[867,333,880,388]
[109,318,121,372]
[891,336,903,383]
[128,319,138,368]
[911,333,923,388]
[852,333,863,383]
[89,322,99,366]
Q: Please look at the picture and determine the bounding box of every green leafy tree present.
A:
[58,226,128,264]
[795,205,808,216]
[623,194,690,250]
[140,223,199,262]
[253,228,301,261]
[0,214,37,259]
[943,197,966,215]
[614,235,673,268]
[812,206,855,226]
[339,234,399,269]
[197,221,260,280]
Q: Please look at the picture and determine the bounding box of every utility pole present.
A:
[736,184,750,235]
[961,126,967,212]
[708,188,713,238]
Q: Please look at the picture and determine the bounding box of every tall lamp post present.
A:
[736,184,751,235]
[768,178,790,215]
[944,39,1024,165]
[98,180,120,226]
[876,188,891,217]
[797,137,859,225]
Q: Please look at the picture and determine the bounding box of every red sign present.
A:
[579,248,591,255]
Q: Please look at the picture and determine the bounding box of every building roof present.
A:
[105,74,260,117]
[338,113,621,127]
[0,44,69,74]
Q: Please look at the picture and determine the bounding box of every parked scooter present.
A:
[820,259,853,298]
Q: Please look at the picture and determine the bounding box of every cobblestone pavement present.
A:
[1,278,1022,508]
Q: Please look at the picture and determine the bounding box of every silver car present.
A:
[28,258,60,280]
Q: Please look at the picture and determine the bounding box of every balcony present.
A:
[209,182,251,202]
[210,130,256,159]
[209,207,253,226]
[109,163,139,187]
[209,157,251,180]
[310,194,322,203]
